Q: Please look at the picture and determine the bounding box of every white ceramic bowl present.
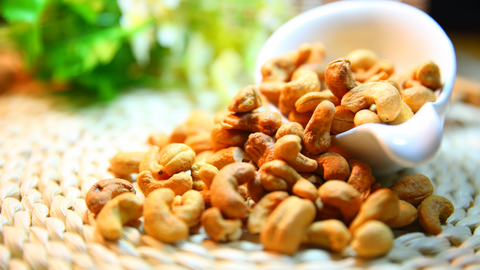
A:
[255,1,456,176]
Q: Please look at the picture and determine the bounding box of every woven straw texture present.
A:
[1,89,480,270]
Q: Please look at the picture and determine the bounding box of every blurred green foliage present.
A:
[0,0,291,101]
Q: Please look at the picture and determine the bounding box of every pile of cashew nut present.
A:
[85,43,452,259]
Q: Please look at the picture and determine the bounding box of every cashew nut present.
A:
[413,60,442,90]
[347,159,375,200]
[418,195,454,235]
[258,160,302,191]
[96,193,143,241]
[314,152,350,181]
[228,85,263,113]
[354,109,382,126]
[210,124,250,151]
[172,190,205,227]
[385,200,417,229]
[259,81,285,105]
[325,58,357,99]
[341,81,402,122]
[318,180,362,225]
[346,49,379,72]
[303,219,351,253]
[247,191,289,234]
[206,146,250,170]
[331,105,355,135]
[191,162,218,190]
[139,146,163,178]
[274,135,317,172]
[86,178,135,214]
[275,122,304,141]
[247,172,268,203]
[158,143,196,177]
[388,100,414,125]
[288,110,313,128]
[148,132,170,149]
[244,132,275,168]
[210,162,256,219]
[304,100,335,155]
[201,207,243,242]
[144,188,189,243]
[351,220,394,259]
[354,60,395,83]
[279,67,320,114]
[292,178,318,202]
[137,170,193,196]
[349,188,400,232]
[402,85,437,113]
[184,132,213,154]
[295,90,340,113]
[389,174,434,207]
[220,110,282,136]
[109,151,145,176]
[260,196,316,255]
[261,43,311,82]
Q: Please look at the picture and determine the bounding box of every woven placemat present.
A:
[1,89,480,270]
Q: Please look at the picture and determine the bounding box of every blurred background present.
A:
[0,0,478,106]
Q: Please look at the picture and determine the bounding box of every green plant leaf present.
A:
[0,0,49,23]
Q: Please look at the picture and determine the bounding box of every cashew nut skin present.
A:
[244,132,275,168]
[260,196,316,255]
[341,81,402,122]
[86,178,136,214]
[349,188,400,233]
[96,193,143,241]
[304,100,335,155]
[389,174,434,207]
[418,195,454,235]
[247,191,289,234]
[325,58,358,99]
[210,162,256,219]
[144,188,189,243]
[351,220,394,259]
[201,207,243,242]
[173,190,205,227]
[109,151,145,176]
[318,180,362,225]
[314,152,350,181]
[303,219,351,253]
[274,135,317,173]
[385,200,417,229]
[228,85,263,113]
[347,159,375,200]
[137,170,193,197]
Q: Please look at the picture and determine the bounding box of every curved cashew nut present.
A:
[418,195,454,235]
[246,172,268,203]
[351,220,394,259]
[244,132,275,168]
[228,85,263,113]
[210,162,256,219]
[354,109,382,126]
[385,200,417,229]
[349,188,400,233]
[303,220,351,253]
[315,152,350,181]
[139,146,163,178]
[220,111,282,136]
[413,60,441,90]
[274,135,317,172]
[259,160,302,191]
[86,178,135,214]
[259,81,285,105]
[346,49,379,72]
[331,105,355,135]
[402,85,437,113]
[247,191,289,234]
[144,188,189,243]
[341,82,402,122]
[318,180,362,225]
[137,170,193,196]
[292,178,318,202]
[172,190,205,227]
[158,143,196,177]
[96,193,143,241]
[261,43,311,82]
[389,174,434,207]
[201,207,243,242]
[304,100,335,155]
[211,124,250,151]
[387,101,414,125]
[325,58,358,99]
[347,159,375,200]
[278,67,320,114]
[295,90,340,113]
[109,151,145,176]
[260,196,316,255]
[206,146,250,170]
[275,122,304,141]
[354,60,395,83]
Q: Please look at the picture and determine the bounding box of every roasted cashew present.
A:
[325,58,358,99]
[351,220,394,259]
[201,207,243,242]
[247,172,268,203]
[314,152,350,181]
[137,170,193,196]
[275,122,304,141]
[274,135,317,173]
[347,159,375,200]
[228,85,263,113]
[259,81,285,105]
[278,67,320,114]
[288,110,313,128]
[191,162,218,190]
[292,178,318,202]
[85,178,135,214]
[349,188,400,233]
[346,49,379,72]
[210,124,250,151]
[402,85,437,113]
[385,200,417,229]
[220,111,282,136]
[260,196,316,255]
[96,193,143,241]
[244,132,276,168]
[341,81,402,122]
[295,90,340,113]
[109,151,145,176]
[172,190,205,227]
[303,220,351,253]
[304,100,335,155]
[354,60,395,83]
[139,146,163,178]
[318,180,362,225]
[388,101,414,125]
[144,188,189,243]
[184,132,212,154]
[210,162,256,219]
[258,160,302,191]
[331,106,355,135]
[158,143,196,177]
[148,132,170,148]
[261,43,311,82]
[418,195,454,235]
[389,174,434,207]
[413,60,442,90]
[354,109,382,126]
[247,191,289,234]
[206,146,250,170]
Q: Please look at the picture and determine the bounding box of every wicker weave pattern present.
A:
[0,89,480,270]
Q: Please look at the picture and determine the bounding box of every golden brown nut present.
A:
[86,178,135,214]
[325,58,357,99]
[418,195,454,235]
[220,111,282,136]
[247,191,289,234]
[184,132,213,154]
[318,180,362,225]
[351,220,393,259]
[389,174,434,207]
[278,67,320,114]
[172,190,205,227]
[346,49,379,72]
[259,81,285,105]
[304,100,335,155]
[228,85,263,113]
[347,159,375,200]
[314,152,350,181]
[244,132,276,168]
[303,219,351,253]
[110,151,145,176]
[275,122,305,141]
[295,91,340,113]
[288,111,313,128]
[258,160,302,192]
[210,124,250,151]
[292,178,318,202]
[158,143,196,177]
[385,200,417,228]
[206,146,250,170]
[354,109,382,126]
[331,105,355,135]
[137,170,193,196]
[402,85,437,113]
[201,207,243,242]
[274,135,317,173]
[388,101,414,125]
[413,60,442,90]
